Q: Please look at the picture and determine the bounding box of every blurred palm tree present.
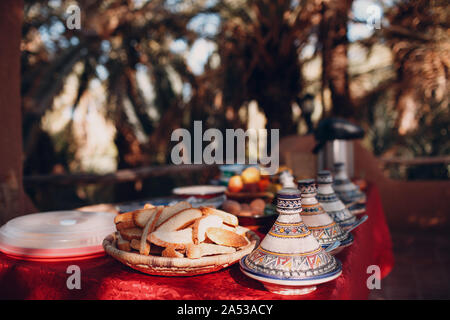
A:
[383,0,449,138]
[22,0,214,173]
[21,0,449,184]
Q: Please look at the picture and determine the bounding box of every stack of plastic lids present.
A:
[0,211,116,261]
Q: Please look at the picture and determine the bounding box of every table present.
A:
[0,184,393,300]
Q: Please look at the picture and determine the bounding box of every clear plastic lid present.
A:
[0,211,116,261]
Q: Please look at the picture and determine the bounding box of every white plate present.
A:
[0,211,116,260]
[172,185,227,196]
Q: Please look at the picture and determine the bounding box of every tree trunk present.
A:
[0,0,31,224]
[320,0,354,117]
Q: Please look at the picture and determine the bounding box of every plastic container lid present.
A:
[0,211,116,261]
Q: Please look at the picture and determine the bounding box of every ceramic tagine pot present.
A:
[239,188,342,295]
[316,171,368,231]
[297,179,353,255]
[333,162,366,215]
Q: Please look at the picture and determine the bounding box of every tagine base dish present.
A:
[239,257,342,295]
[262,283,317,295]
[103,231,260,276]
[325,233,354,255]
[350,209,366,215]
[347,202,366,215]
[224,191,275,203]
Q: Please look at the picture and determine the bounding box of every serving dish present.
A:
[103,230,259,276]
[0,210,116,261]
[173,185,227,198]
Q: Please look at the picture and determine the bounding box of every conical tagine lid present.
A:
[242,188,341,283]
[297,179,352,250]
[333,162,366,215]
[316,171,357,230]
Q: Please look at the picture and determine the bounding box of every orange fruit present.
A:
[241,167,260,184]
[228,175,244,193]
[257,178,270,192]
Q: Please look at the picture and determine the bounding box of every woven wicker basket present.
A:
[103,231,260,276]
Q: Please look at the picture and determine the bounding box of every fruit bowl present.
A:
[224,191,274,203]
[222,192,276,230]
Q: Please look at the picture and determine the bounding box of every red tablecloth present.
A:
[0,184,393,300]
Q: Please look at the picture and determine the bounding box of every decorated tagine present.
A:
[333,162,367,215]
[316,171,368,231]
[297,179,353,255]
[240,188,342,295]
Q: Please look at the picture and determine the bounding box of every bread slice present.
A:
[133,207,159,228]
[116,232,131,252]
[134,201,191,228]
[130,239,164,255]
[119,228,143,241]
[234,225,250,235]
[156,201,192,227]
[156,208,202,232]
[116,220,136,231]
[114,211,135,226]
[149,228,194,250]
[200,207,239,226]
[186,243,236,259]
[144,203,155,209]
[205,227,248,248]
[162,246,184,258]
[192,215,223,244]
[130,239,148,252]
[221,224,236,232]
[139,207,162,255]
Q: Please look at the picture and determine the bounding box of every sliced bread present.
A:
[192,215,223,244]
[156,208,202,232]
[133,207,159,228]
[114,211,135,226]
[205,227,248,248]
[200,207,239,226]
[186,243,236,259]
[130,238,149,253]
[149,228,194,250]
[116,232,131,252]
[119,228,143,241]
[140,207,163,255]
[156,201,192,227]
[161,246,184,258]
